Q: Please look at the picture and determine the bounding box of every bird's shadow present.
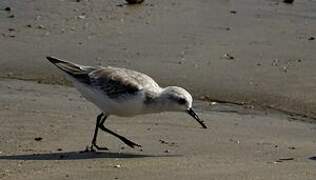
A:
[0,151,179,161]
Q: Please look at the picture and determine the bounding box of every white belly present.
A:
[73,81,144,116]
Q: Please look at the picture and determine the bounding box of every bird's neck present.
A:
[143,88,172,114]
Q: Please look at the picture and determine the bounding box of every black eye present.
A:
[178,98,186,105]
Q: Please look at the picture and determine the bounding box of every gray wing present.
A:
[87,67,160,99]
[46,56,155,99]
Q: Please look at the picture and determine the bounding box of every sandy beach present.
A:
[1,0,316,179]
[0,79,316,180]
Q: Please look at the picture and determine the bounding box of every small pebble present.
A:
[159,139,168,144]
[34,137,43,141]
[244,105,254,109]
[223,53,235,60]
[38,25,45,29]
[57,148,63,151]
[230,10,237,14]
[283,0,294,4]
[308,36,315,41]
[4,7,11,11]
[114,164,121,168]
[272,59,279,66]
[282,66,288,72]
[26,24,32,28]
[8,14,15,18]
[78,15,86,19]
[164,150,169,153]
[210,102,217,105]
[288,146,296,150]
[125,0,145,4]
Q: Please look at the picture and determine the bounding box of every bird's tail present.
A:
[46,56,94,75]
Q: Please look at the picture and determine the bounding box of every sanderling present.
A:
[46,56,207,151]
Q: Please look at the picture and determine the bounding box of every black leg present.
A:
[90,113,109,151]
[98,123,141,148]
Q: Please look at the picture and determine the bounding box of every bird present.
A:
[46,56,207,151]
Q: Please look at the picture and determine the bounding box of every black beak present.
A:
[186,108,207,129]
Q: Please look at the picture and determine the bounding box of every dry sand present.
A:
[1,0,316,179]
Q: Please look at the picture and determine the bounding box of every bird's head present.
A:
[160,86,207,129]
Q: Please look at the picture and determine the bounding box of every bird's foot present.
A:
[90,143,109,151]
[81,143,109,153]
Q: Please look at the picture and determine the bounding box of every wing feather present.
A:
[47,56,160,100]
[88,67,159,99]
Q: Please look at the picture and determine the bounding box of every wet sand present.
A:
[1,80,316,179]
